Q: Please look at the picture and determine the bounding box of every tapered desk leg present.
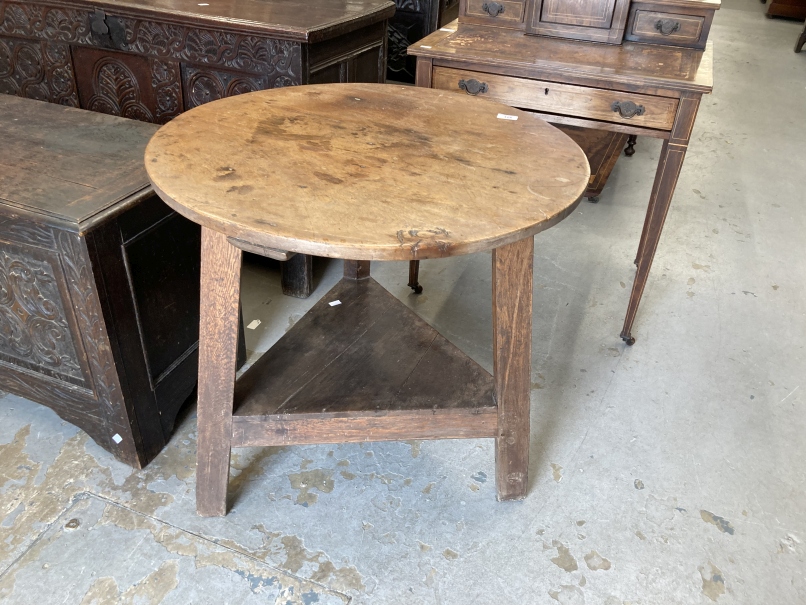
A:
[196,228,242,517]
[621,93,701,345]
[493,236,534,501]
[633,147,666,267]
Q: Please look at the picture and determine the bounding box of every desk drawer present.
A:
[460,0,526,27]
[432,67,679,131]
[624,2,716,49]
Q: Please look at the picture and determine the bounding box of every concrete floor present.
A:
[1,2,805,603]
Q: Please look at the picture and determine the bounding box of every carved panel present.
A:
[396,0,426,11]
[0,241,84,383]
[86,56,153,120]
[387,22,414,79]
[150,58,182,123]
[72,45,159,121]
[0,2,302,81]
[183,65,268,109]
[0,35,78,104]
[56,230,129,449]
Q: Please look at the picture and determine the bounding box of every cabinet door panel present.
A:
[540,0,617,28]
[525,0,631,44]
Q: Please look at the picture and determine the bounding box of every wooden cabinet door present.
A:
[525,0,631,43]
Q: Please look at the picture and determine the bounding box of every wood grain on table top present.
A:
[410,21,714,94]
[68,0,396,41]
[145,83,589,261]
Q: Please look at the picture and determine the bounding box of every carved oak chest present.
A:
[0,95,205,468]
[0,0,395,121]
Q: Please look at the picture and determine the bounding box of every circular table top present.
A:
[145,84,590,260]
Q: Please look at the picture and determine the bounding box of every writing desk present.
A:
[410,22,714,344]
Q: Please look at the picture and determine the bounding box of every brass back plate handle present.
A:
[459,79,489,95]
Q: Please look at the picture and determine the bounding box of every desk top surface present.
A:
[0,96,158,228]
[12,0,396,42]
[410,22,714,94]
[145,84,590,261]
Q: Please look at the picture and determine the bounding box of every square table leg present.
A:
[196,228,242,517]
[492,236,534,500]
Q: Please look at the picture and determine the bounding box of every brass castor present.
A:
[409,283,423,294]
[621,333,636,346]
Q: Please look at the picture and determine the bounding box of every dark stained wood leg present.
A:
[344,260,371,280]
[408,260,423,293]
[281,254,314,298]
[196,227,242,517]
[492,236,534,501]
[796,25,806,52]
[624,134,637,157]
[621,93,701,345]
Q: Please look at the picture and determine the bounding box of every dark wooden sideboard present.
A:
[0,95,226,467]
[764,0,806,20]
[0,0,396,298]
[387,0,459,82]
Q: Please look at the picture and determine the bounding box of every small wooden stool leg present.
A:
[408,260,423,294]
[344,260,371,280]
[196,228,242,517]
[281,253,314,298]
[492,236,534,501]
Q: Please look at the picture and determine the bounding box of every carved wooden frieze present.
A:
[0,2,93,45]
[0,241,84,382]
[183,65,268,109]
[0,35,78,104]
[0,1,302,82]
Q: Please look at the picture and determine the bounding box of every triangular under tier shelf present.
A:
[236,277,495,416]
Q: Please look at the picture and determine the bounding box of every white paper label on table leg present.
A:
[112,434,123,444]
[246,319,261,329]
[497,114,518,121]
[329,300,342,307]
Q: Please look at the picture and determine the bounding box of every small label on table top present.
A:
[112,434,123,444]
[329,300,342,307]
[420,45,432,49]
[439,28,453,31]
[497,113,518,121]
[246,319,261,330]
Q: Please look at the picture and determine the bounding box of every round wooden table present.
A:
[145,83,589,517]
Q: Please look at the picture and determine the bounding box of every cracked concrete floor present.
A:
[1,2,805,603]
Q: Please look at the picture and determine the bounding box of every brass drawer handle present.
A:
[611,100,645,119]
[654,18,681,35]
[481,2,505,16]
[458,79,488,95]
